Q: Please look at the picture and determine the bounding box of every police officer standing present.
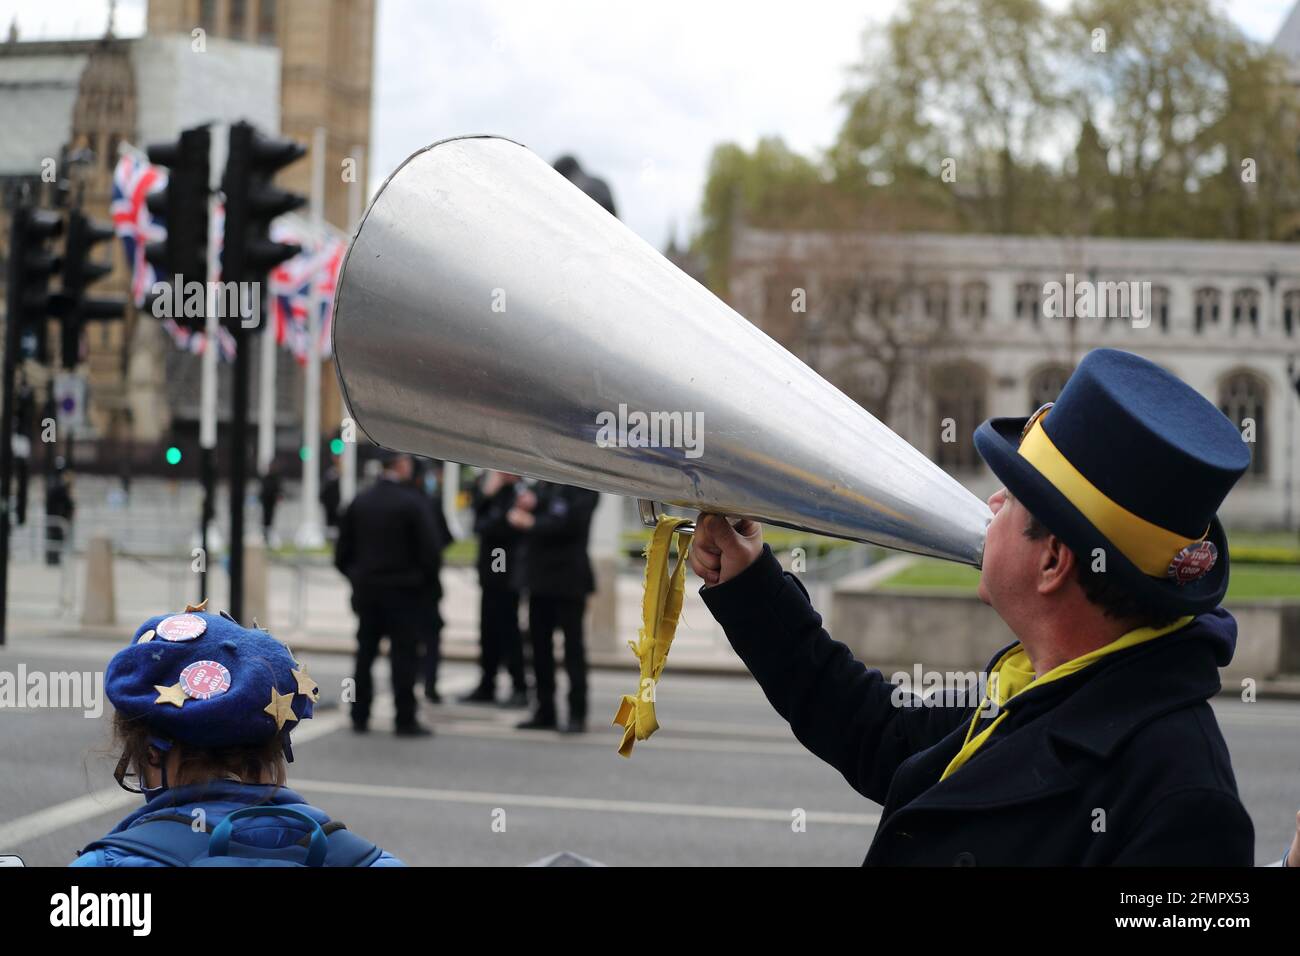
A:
[459,470,529,707]
[334,451,441,737]
[413,460,454,703]
[509,481,599,733]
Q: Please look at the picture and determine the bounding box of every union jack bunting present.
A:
[268,223,348,364]
[110,146,166,308]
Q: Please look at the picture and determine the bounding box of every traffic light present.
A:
[221,121,306,320]
[219,121,305,622]
[145,125,210,323]
[5,207,63,362]
[56,210,126,369]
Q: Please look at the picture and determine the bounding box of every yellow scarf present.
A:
[938,615,1194,781]
[612,515,694,757]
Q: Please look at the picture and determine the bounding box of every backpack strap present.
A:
[83,810,382,867]
[83,817,213,867]
[312,825,384,868]
[211,807,328,866]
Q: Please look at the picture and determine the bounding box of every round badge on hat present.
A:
[156,613,207,642]
[179,660,232,700]
[1167,540,1218,585]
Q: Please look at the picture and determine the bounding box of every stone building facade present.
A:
[0,0,374,469]
[727,228,1300,530]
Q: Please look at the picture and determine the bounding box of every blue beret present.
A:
[105,611,319,748]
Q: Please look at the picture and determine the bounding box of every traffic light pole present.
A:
[0,211,26,646]
[229,310,252,620]
[0,206,61,646]
[221,121,306,621]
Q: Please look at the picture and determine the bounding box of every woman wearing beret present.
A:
[72,607,404,867]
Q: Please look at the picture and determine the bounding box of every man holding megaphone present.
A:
[691,349,1255,866]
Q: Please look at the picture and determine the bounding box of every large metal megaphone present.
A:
[333,135,991,565]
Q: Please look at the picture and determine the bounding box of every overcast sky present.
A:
[5,0,1299,246]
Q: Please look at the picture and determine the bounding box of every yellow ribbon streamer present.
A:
[613,515,693,757]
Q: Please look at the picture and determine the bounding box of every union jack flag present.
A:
[112,146,235,361]
[110,147,166,307]
[268,224,347,364]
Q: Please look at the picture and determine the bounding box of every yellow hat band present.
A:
[1017,418,1207,577]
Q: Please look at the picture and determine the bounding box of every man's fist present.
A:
[689,513,763,587]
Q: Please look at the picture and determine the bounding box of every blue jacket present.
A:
[71,781,404,867]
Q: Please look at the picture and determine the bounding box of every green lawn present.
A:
[882,558,1300,600]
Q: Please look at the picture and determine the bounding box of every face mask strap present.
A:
[140,735,175,801]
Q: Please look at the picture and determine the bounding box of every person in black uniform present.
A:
[45,459,74,566]
[414,461,454,703]
[509,481,599,733]
[259,462,283,546]
[459,471,529,707]
[334,451,441,737]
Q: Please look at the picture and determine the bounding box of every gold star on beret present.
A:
[185,598,208,613]
[264,687,299,730]
[292,668,320,702]
[154,683,187,708]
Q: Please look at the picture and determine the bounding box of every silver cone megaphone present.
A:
[333,135,991,565]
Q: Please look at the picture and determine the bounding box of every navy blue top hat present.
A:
[974,349,1251,615]
[105,606,319,750]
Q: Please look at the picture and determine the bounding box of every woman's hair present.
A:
[111,711,288,790]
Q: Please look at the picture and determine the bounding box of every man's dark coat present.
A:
[700,546,1254,866]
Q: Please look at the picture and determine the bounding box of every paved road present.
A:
[1,630,1296,866]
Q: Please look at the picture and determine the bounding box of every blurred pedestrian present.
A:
[259,462,283,548]
[320,460,342,532]
[44,459,74,566]
[334,452,441,736]
[73,608,402,866]
[510,481,599,733]
[414,461,453,703]
[459,471,528,707]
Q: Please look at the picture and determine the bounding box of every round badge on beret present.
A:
[156,613,207,642]
[1167,540,1217,585]
[179,660,232,700]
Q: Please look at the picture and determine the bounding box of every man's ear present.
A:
[1037,534,1076,596]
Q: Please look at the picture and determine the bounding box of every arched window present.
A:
[1015,282,1040,324]
[1283,290,1300,336]
[1218,371,1267,478]
[870,279,898,320]
[931,362,988,471]
[1232,288,1260,331]
[1149,285,1169,331]
[258,0,278,44]
[961,281,988,323]
[923,280,949,324]
[1194,288,1220,333]
[1027,364,1072,413]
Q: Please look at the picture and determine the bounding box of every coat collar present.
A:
[893,624,1222,815]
